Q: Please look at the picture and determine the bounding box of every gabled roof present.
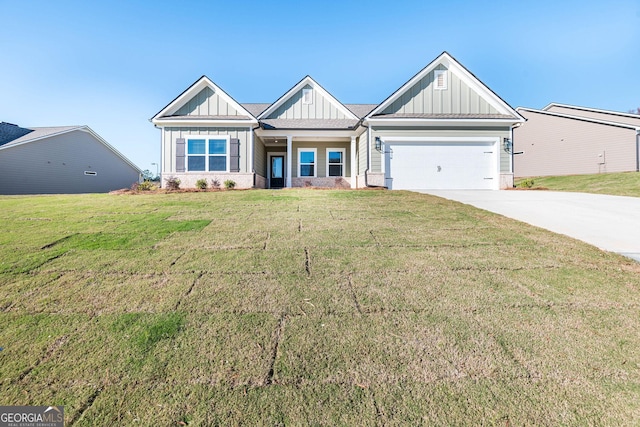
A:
[366,51,524,122]
[0,122,33,146]
[0,125,141,172]
[258,76,359,121]
[517,107,640,131]
[151,76,258,124]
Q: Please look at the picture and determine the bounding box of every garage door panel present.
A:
[386,141,496,190]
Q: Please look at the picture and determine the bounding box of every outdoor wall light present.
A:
[375,137,382,152]
[503,137,512,154]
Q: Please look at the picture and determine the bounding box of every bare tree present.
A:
[628,107,640,115]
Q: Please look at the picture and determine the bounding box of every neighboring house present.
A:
[151,52,524,190]
[514,103,640,178]
[0,122,141,194]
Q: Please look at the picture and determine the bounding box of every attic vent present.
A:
[84,171,97,176]
[302,88,313,104]
[434,70,447,90]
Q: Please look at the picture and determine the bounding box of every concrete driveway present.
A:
[419,190,640,262]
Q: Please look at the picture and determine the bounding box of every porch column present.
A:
[350,136,356,188]
[286,136,292,188]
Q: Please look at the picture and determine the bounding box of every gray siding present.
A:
[357,130,368,174]
[370,127,511,173]
[254,137,266,177]
[382,65,499,116]
[266,84,348,120]
[514,110,637,177]
[0,130,140,194]
[545,105,640,128]
[174,87,243,117]
[292,141,351,178]
[163,127,252,173]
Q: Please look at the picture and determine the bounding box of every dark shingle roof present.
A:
[0,122,33,146]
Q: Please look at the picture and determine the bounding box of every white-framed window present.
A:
[302,88,313,104]
[185,136,229,172]
[326,148,345,177]
[298,148,317,177]
[434,69,447,90]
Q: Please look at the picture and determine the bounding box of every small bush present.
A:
[195,179,208,190]
[165,176,181,190]
[518,178,535,189]
[138,181,157,191]
[211,179,221,189]
[224,179,236,190]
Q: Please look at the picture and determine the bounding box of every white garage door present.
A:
[385,140,497,190]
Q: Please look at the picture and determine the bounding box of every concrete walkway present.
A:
[419,190,640,262]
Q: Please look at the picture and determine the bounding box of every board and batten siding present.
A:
[292,141,351,178]
[266,84,348,120]
[514,110,638,177]
[545,105,640,128]
[163,127,252,173]
[370,127,511,174]
[381,65,500,116]
[0,130,140,194]
[173,87,244,117]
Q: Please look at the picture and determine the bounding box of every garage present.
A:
[383,138,499,190]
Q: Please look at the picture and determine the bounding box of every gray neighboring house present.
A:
[514,104,640,178]
[0,122,141,194]
[152,52,524,190]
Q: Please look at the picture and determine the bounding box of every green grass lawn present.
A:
[515,171,640,197]
[1,190,640,425]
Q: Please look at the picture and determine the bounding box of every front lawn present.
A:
[516,171,640,197]
[1,190,639,425]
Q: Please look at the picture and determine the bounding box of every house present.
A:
[151,52,524,190]
[0,122,141,194]
[514,103,640,178]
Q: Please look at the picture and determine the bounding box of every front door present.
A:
[271,155,285,188]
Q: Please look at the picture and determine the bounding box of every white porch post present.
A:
[350,136,356,188]
[286,136,292,188]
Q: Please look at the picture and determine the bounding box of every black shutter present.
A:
[176,138,186,172]
[230,138,240,172]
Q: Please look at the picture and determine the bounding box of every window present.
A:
[186,137,228,172]
[298,148,316,177]
[326,148,345,177]
[434,69,447,90]
[302,88,313,104]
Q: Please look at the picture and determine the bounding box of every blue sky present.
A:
[1,0,639,171]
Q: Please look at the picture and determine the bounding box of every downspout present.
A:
[636,128,640,172]
[360,121,371,187]
[251,124,260,187]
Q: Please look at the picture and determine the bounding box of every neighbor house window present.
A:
[434,69,447,90]
[326,148,345,177]
[186,136,229,172]
[302,88,313,104]
[298,148,316,177]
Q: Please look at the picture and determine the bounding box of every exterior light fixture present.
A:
[375,137,382,152]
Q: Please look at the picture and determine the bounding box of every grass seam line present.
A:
[264,314,286,386]
[67,387,102,426]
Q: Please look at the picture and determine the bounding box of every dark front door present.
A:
[271,156,285,188]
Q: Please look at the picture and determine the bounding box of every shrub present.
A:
[137,180,157,191]
[518,178,535,189]
[211,179,221,189]
[164,176,181,190]
[223,179,236,190]
[195,179,208,190]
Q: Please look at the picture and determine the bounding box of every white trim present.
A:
[255,129,359,139]
[160,126,165,181]
[286,136,292,188]
[152,118,257,127]
[298,147,317,178]
[381,136,500,190]
[326,148,346,177]
[258,76,358,120]
[302,88,313,105]
[350,136,356,187]
[517,107,639,130]
[151,76,257,122]
[267,152,287,188]
[366,52,523,120]
[365,118,524,127]
[543,103,640,119]
[183,135,231,173]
